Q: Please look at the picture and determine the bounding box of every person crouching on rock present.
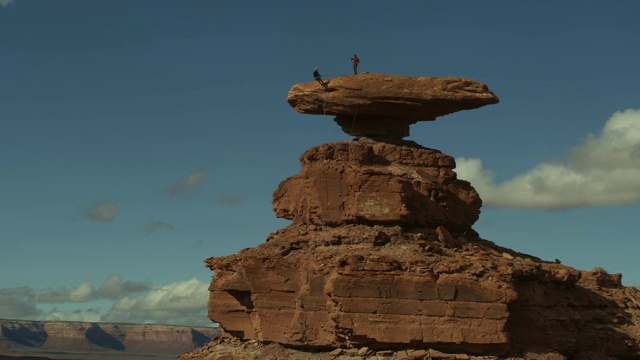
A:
[313,67,325,86]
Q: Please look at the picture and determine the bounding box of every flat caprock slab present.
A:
[286,73,499,138]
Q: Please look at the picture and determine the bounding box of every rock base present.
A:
[179,336,566,360]
[202,224,640,359]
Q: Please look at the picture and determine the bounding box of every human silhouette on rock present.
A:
[313,67,326,86]
[350,54,360,74]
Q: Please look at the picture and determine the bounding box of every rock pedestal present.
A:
[180,74,640,360]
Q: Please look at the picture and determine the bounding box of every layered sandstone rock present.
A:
[182,74,640,360]
[273,139,481,232]
[287,73,499,137]
[200,228,640,359]
[207,224,515,352]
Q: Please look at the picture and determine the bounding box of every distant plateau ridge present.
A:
[0,319,220,359]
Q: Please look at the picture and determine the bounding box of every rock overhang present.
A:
[286,73,499,138]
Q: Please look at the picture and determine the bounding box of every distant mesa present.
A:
[0,320,220,357]
[286,73,499,138]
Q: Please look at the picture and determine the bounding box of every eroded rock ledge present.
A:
[286,73,499,138]
[192,228,640,359]
[273,138,480,232]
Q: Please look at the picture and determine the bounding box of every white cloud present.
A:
[103,278,210,326]
[146,220,174,234]
[3,275,150,307]
[38,308,103,323]
[0,277,210,326]
[0,287,41,319]
[0,0,14,7]
[97,274,151,299]
[455,109,640,210]
[36,282,94,303]
[83,201,118,222]
[168,169,209,197]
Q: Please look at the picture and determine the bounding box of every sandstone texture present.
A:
[273,139,481,232]
[195,223,640,360]
[286,73,499,137]
[181,74,640,360]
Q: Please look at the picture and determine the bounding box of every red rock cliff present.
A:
[181,74,640,360]
[273,139,481,232]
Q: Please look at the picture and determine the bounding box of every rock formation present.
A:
[287,73,499,138]
[273,140,481,232]
[180,73,640,360]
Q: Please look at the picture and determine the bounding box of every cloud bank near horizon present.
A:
[102,278,209,326]
[0,0,14,7]
[0,276,210,326]
[31,275,150,303]
[455,109,640,210]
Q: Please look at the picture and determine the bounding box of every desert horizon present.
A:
[0,318,219,360]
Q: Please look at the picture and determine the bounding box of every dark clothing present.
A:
[350,55,360,74]
[313,69,324,85]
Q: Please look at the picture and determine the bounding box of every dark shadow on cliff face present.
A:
[1,324,47,347]
[84,324,125,351]
[506,279,639,359]
[191,329,217,348]
[353,136,429,149]
[227,290,254,310]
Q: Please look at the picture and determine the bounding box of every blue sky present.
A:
[1,0,639,326]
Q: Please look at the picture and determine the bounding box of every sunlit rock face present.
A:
[273,139,481,232]
[187,74,640,360]
[286,73,499,138]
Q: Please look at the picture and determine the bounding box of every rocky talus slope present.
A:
[180,73,640,360]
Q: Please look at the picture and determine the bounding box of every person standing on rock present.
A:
[350,54,360,74]
[313,67,325,86]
